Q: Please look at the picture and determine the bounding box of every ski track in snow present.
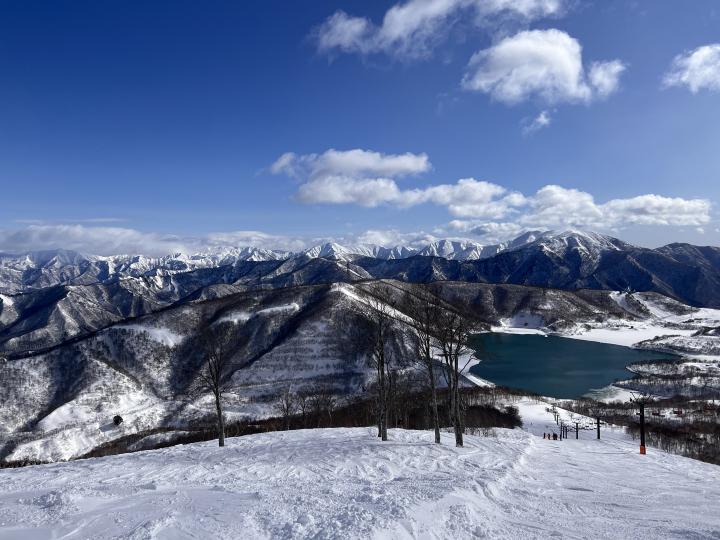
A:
[1,405,719,540]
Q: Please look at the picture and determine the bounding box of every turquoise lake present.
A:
[468,333,677,399]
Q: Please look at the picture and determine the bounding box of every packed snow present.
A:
[1,399,719,539]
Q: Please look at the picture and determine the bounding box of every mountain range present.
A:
[2,229,719,308]
[2,228,719,463]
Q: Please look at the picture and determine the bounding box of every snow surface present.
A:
[493,291,720,355]
[113,325,185,347]
[1,414,719,539]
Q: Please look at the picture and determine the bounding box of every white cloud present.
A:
[315,12,374,55]
[589,60,627,98]
[0,225,309,257]
[663,43,720,93]
[272,150,525,217]
[601,194,711,227]
[272,150,710,230]
[462,29,625,104]
[272,149,430,207]
[356,229,439,248]
[201,231,309,252]
[400,178,526,217]
[271,149,430,181]
[521,185,711,229]
[296,176,403,207]
[0,225,190,257]
[522,110,552,135]
[315,0,566,58]
[443,188,712,243]
[445,220,524,242]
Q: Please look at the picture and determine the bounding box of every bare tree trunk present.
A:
[215,390,225,447]
[452,359,463,447]
[428,362,441,444]
[379,362,388,441]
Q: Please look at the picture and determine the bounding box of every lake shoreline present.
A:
[469,332,677,400]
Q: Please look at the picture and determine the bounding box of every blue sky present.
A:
[1,0,719,255]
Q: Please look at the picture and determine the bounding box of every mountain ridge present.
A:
[2,230,719,309]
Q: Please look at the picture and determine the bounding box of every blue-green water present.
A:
[469,333,676,399]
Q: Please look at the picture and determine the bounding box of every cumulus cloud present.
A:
[297,176,403,207]
[315,0,565,59]
[272,149,710,230]
[443,188,711,243]
[663,43,720,93]
[462,29,626,104]
[521,185,711,229]
[400,179,526,217]
[272,149,431,207]
[271,149,430,181]
[271,150,525,217]
[601,194,711,227]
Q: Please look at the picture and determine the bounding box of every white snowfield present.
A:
[1,403,719,539]
[493,292,720,351]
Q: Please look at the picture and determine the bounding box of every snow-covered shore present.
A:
[488,292,720,400]
[1,414,719,539]
[492,291,720,352]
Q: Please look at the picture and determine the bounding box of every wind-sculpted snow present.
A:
[0,426,718,539]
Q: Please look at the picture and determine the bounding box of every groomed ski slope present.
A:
[0,402,719,539]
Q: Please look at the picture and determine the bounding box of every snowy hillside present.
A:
[2,279,718,464]
[1,403,719,539]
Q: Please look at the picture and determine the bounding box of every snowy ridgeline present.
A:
[1,399,719,539]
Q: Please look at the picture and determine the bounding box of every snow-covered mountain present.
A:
[0,230,590,292]
[2,274,717,464]
[2,229,720,310]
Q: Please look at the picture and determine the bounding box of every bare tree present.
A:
[275,387,297,430]
[308,386,336,427]
[434,307,477,447]
[346,289,403,441]
[195,323,234,447]
[402,288,443,444]
[296,393,312,428]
